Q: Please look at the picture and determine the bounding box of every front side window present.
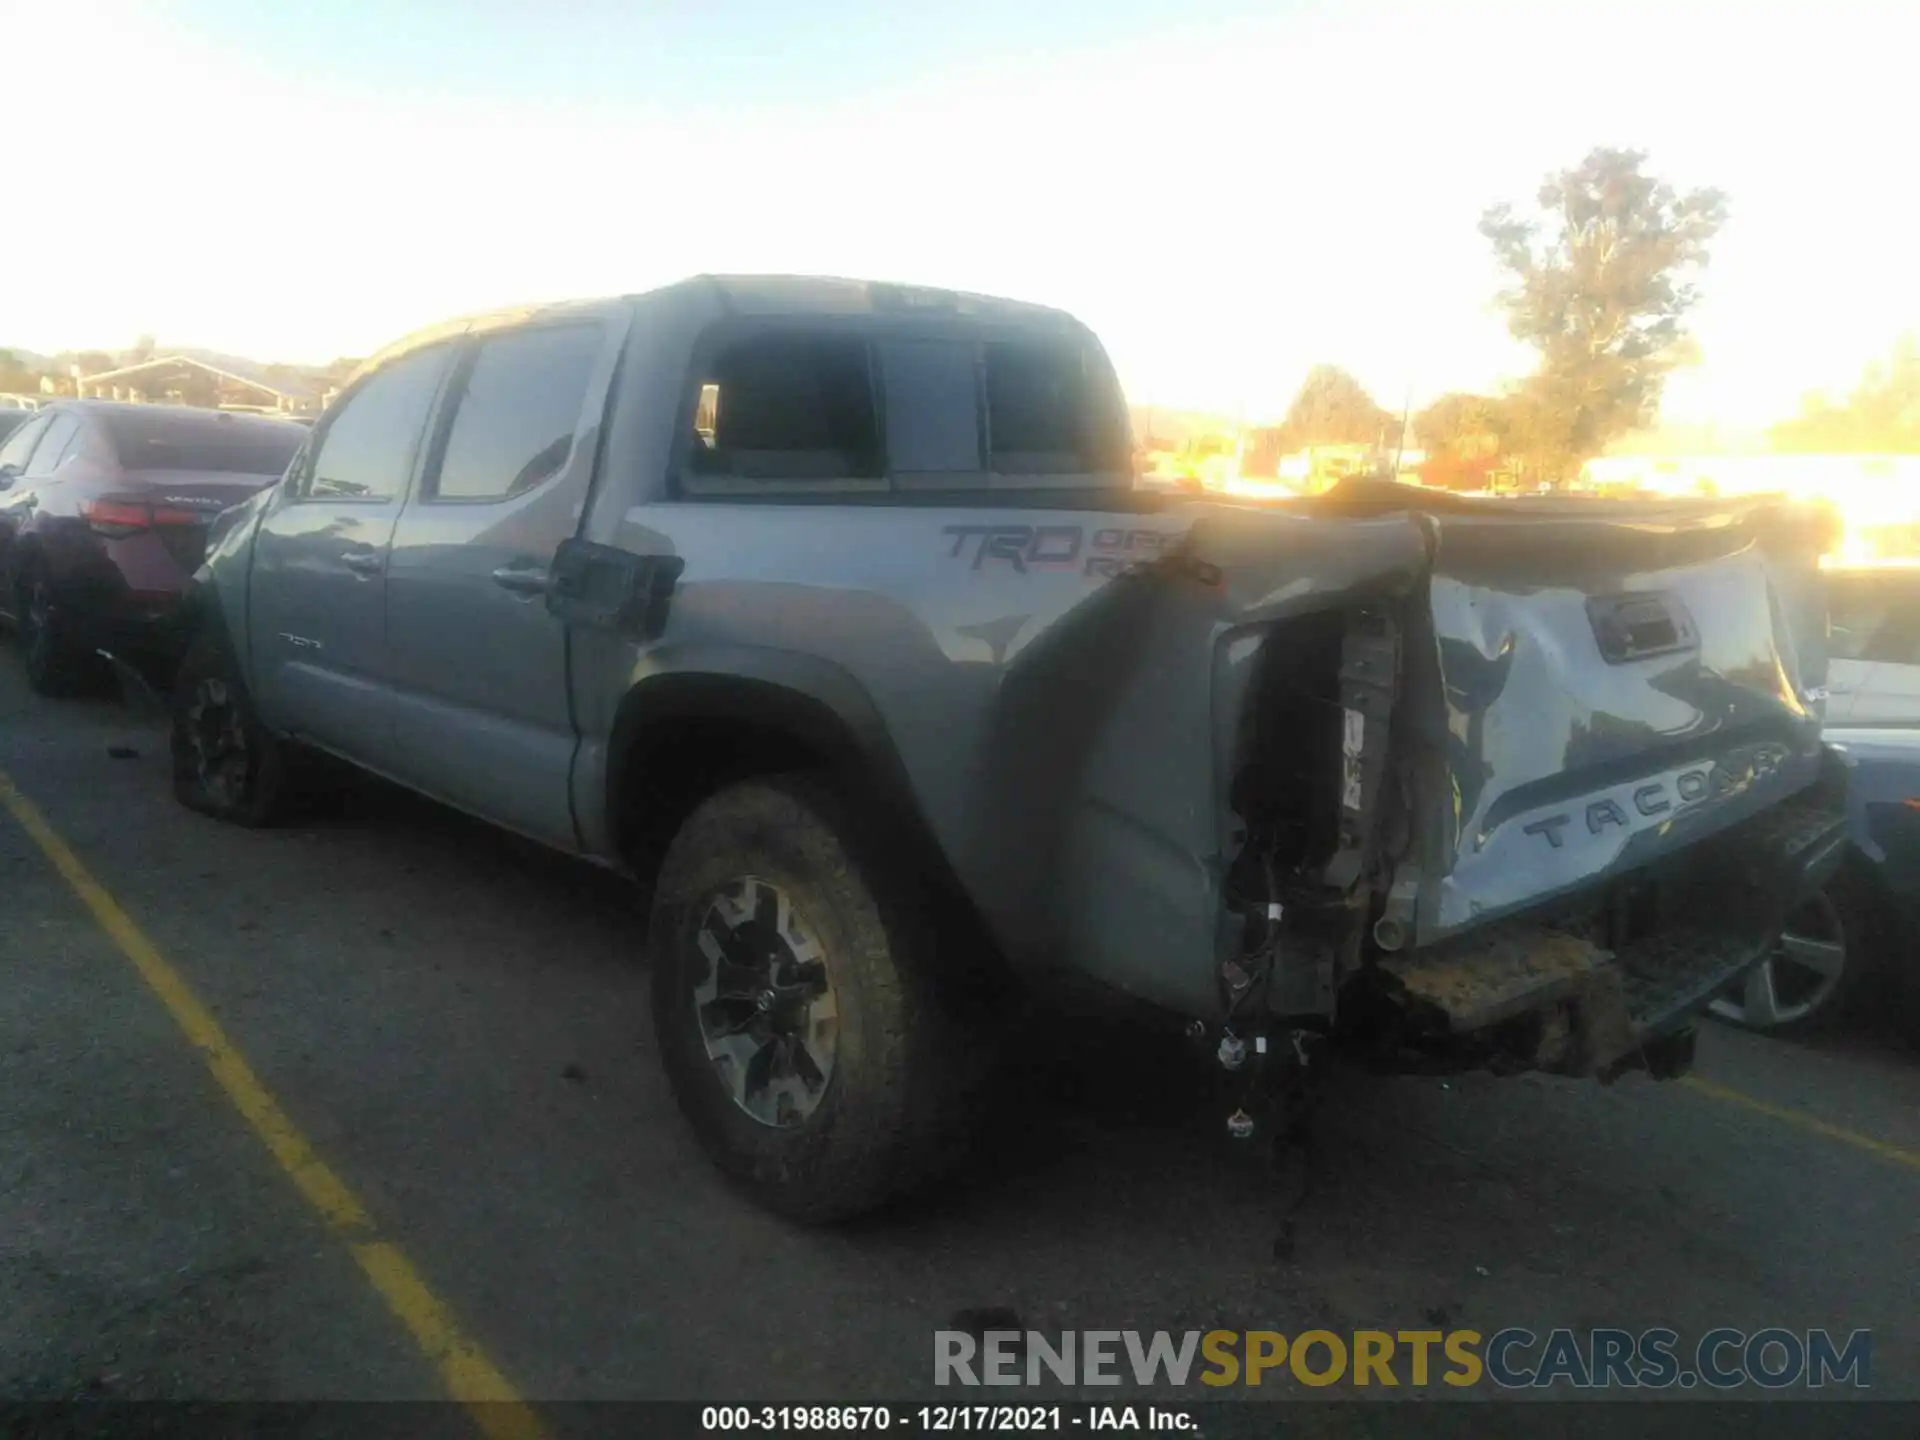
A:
[301,345,451,501]
[430,324,602,502]
[686,333,881,490]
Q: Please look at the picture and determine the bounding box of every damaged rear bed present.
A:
[975,484,1846,1081]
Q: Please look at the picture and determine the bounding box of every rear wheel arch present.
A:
[604,665,953,903]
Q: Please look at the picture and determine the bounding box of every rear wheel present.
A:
[170,629,295,827]
[16,565,96,697]
[649,775,981,1222]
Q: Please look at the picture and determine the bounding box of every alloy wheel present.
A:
[184,675,252,808]
[1709,892,1848,1030]
[691,876,839,1127]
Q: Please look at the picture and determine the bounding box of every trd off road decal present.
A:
[941,524,1219,583]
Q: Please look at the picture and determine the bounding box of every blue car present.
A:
[1711,727,1920,1035]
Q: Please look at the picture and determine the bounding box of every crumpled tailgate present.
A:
[1405,504,1830,946]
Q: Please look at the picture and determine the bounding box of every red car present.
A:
[0,401,306,694]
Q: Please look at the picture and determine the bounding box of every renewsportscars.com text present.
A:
[934,1327,1872,1391]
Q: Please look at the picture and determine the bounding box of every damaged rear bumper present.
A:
[1369,800,1850,1080]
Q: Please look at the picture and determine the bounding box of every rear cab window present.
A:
[685,333,884,495]
[1828,574,1920,663]
[675,322,1131,500]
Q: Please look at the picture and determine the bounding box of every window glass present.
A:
[23,414,79,477]
[104,410,303,477]
[432,324,601,501]
[0,414,48,472]
[984,340,1125,477]
[304,345,450,501]
[878,339,980,476]
[1828,579,1897,662]
[690,334,880,485]
[1874,584,1920,665]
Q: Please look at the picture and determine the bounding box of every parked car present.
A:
[1711,726,1920,1035]
[0,410,31,445]
[0,401,305,694]
[1826,560,1920,726]
[169,275,1845,1221]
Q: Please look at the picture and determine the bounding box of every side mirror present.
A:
[0,464,18,491]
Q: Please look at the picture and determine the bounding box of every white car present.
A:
[1826,561,1920,726]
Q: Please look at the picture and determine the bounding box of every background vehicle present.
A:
[170,275,1843,1221]
[1711,726,1920,1036]
[1826,560,1920,726]
[0,401,305,694]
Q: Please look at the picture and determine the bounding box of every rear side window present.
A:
[430,324,602,502]
[685,334,882,492]
[0,414,48,472]
[985,341,1126,480]
[301,345,450,501]
[102,411,304,477]
[24,414,79,477]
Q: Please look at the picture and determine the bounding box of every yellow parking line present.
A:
[1682,1076,1920,1174]
[0,771,548,1440]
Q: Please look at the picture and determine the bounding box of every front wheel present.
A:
[649,775,978,1222]
[170,629,295,827]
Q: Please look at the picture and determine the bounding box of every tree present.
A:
[1771,335,1920,454]
[1481,147,1728,480]
[1278,364,1395,450]
[1411,391,1517,490]
[1413,392,1510,460]
[0,349,36,394]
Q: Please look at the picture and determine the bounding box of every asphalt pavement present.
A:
[2,650,1917,1429]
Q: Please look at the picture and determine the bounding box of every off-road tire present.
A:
[649,774,986,1223]
[170,629,296,827]
[16,565,97,697]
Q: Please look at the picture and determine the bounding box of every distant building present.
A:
[73,351,334,414]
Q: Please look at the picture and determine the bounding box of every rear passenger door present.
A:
[246,343,454,761]
[383,316,624,850]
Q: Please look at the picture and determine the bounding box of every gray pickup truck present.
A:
[172,275,1848,1220]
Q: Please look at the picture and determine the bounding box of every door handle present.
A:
[491,565,551,596]
[341,550,383,575]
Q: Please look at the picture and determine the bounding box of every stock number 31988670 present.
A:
[701,1406,1067,1431]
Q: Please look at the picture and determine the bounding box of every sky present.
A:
[6,0,1915,432]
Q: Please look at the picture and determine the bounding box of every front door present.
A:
[382,316,624,850]
[246,343,455,764]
